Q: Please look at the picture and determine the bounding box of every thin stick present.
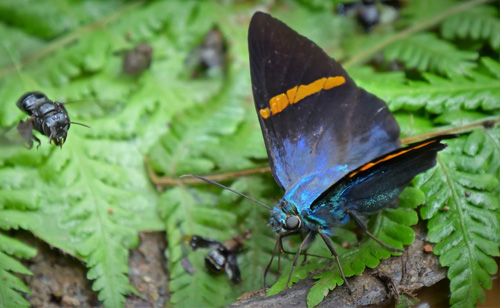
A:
[146,118,500,186]
[400,118,500,144]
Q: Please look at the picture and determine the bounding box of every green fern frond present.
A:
[442,5,500,51]
[0,166,37,308]
[398,0,461,26]
[6,134,161,307]
[354,59,500,114]
[204,113,267,171]
[0,234,36,308]
[384,33,477,76]
[147,69,247,176]
[415,131,500,307]
[0,166,41,231]
[0,0,127,39]
[1,1,499,307]
[1,1,167,88]
[483,128,500,181]
[0,24,44,69]
[0,228,37,308]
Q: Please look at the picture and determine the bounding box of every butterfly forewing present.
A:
[248,12,400,203]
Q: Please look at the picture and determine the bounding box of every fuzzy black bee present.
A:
[16,91,89,149]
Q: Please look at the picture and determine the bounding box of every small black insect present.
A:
[189,233,249,284]
[337,0,403,32]
[16,91,89,149]
[122,43,153,76]
[185,27,228,78]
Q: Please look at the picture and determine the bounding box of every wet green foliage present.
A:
[0,0,499,307]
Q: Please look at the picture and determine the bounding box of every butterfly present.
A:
[247,12,455,291]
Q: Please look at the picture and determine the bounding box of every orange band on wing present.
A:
[259,76,346,118]
[260,108,271,119]
[349,140,436,178]
[270,93,289,115]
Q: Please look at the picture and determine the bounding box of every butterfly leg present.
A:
[279,233,333,261]
[263,236,281,290]
[278,232,300,264]
[317,229,352,294]
[285,232,314,289]
[300,234,308,265]
[277,230,304,274]
[347,210,403,253]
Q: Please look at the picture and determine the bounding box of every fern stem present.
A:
[342,0,495,69]
[147,118,500,186]
[402,118,500,143]
[0,1,144,78]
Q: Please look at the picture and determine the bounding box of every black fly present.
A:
[188,232,249,284]
[16,91,89,149]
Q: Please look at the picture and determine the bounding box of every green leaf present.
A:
[31,136,160,307]
[358,65,500,114]
[0,234,36,308]
[416,131,500,307]
[393,112,435,137]
[0,0,123,39]
[384,33,477,76]
[441,5,500,51]
[148,69,247,176]
[1,1,500,307]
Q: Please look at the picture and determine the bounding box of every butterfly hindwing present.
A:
[248,12,400,202]
[310,135,456,222]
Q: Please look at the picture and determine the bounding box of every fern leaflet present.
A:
[416,131,500,307]
[441,5,500,51]
[0,168,38,308]
[354,59,500,114]
[384,33,477,76]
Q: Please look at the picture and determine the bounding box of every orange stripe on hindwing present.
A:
[348,140,437,178]
[259,76,345,119]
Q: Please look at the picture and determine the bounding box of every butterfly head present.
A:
[270,201,302,233]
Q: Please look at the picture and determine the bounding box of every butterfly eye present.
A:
[284,216,300,230]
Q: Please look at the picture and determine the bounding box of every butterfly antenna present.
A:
[181,174,272,210]
[71,122,91,128]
